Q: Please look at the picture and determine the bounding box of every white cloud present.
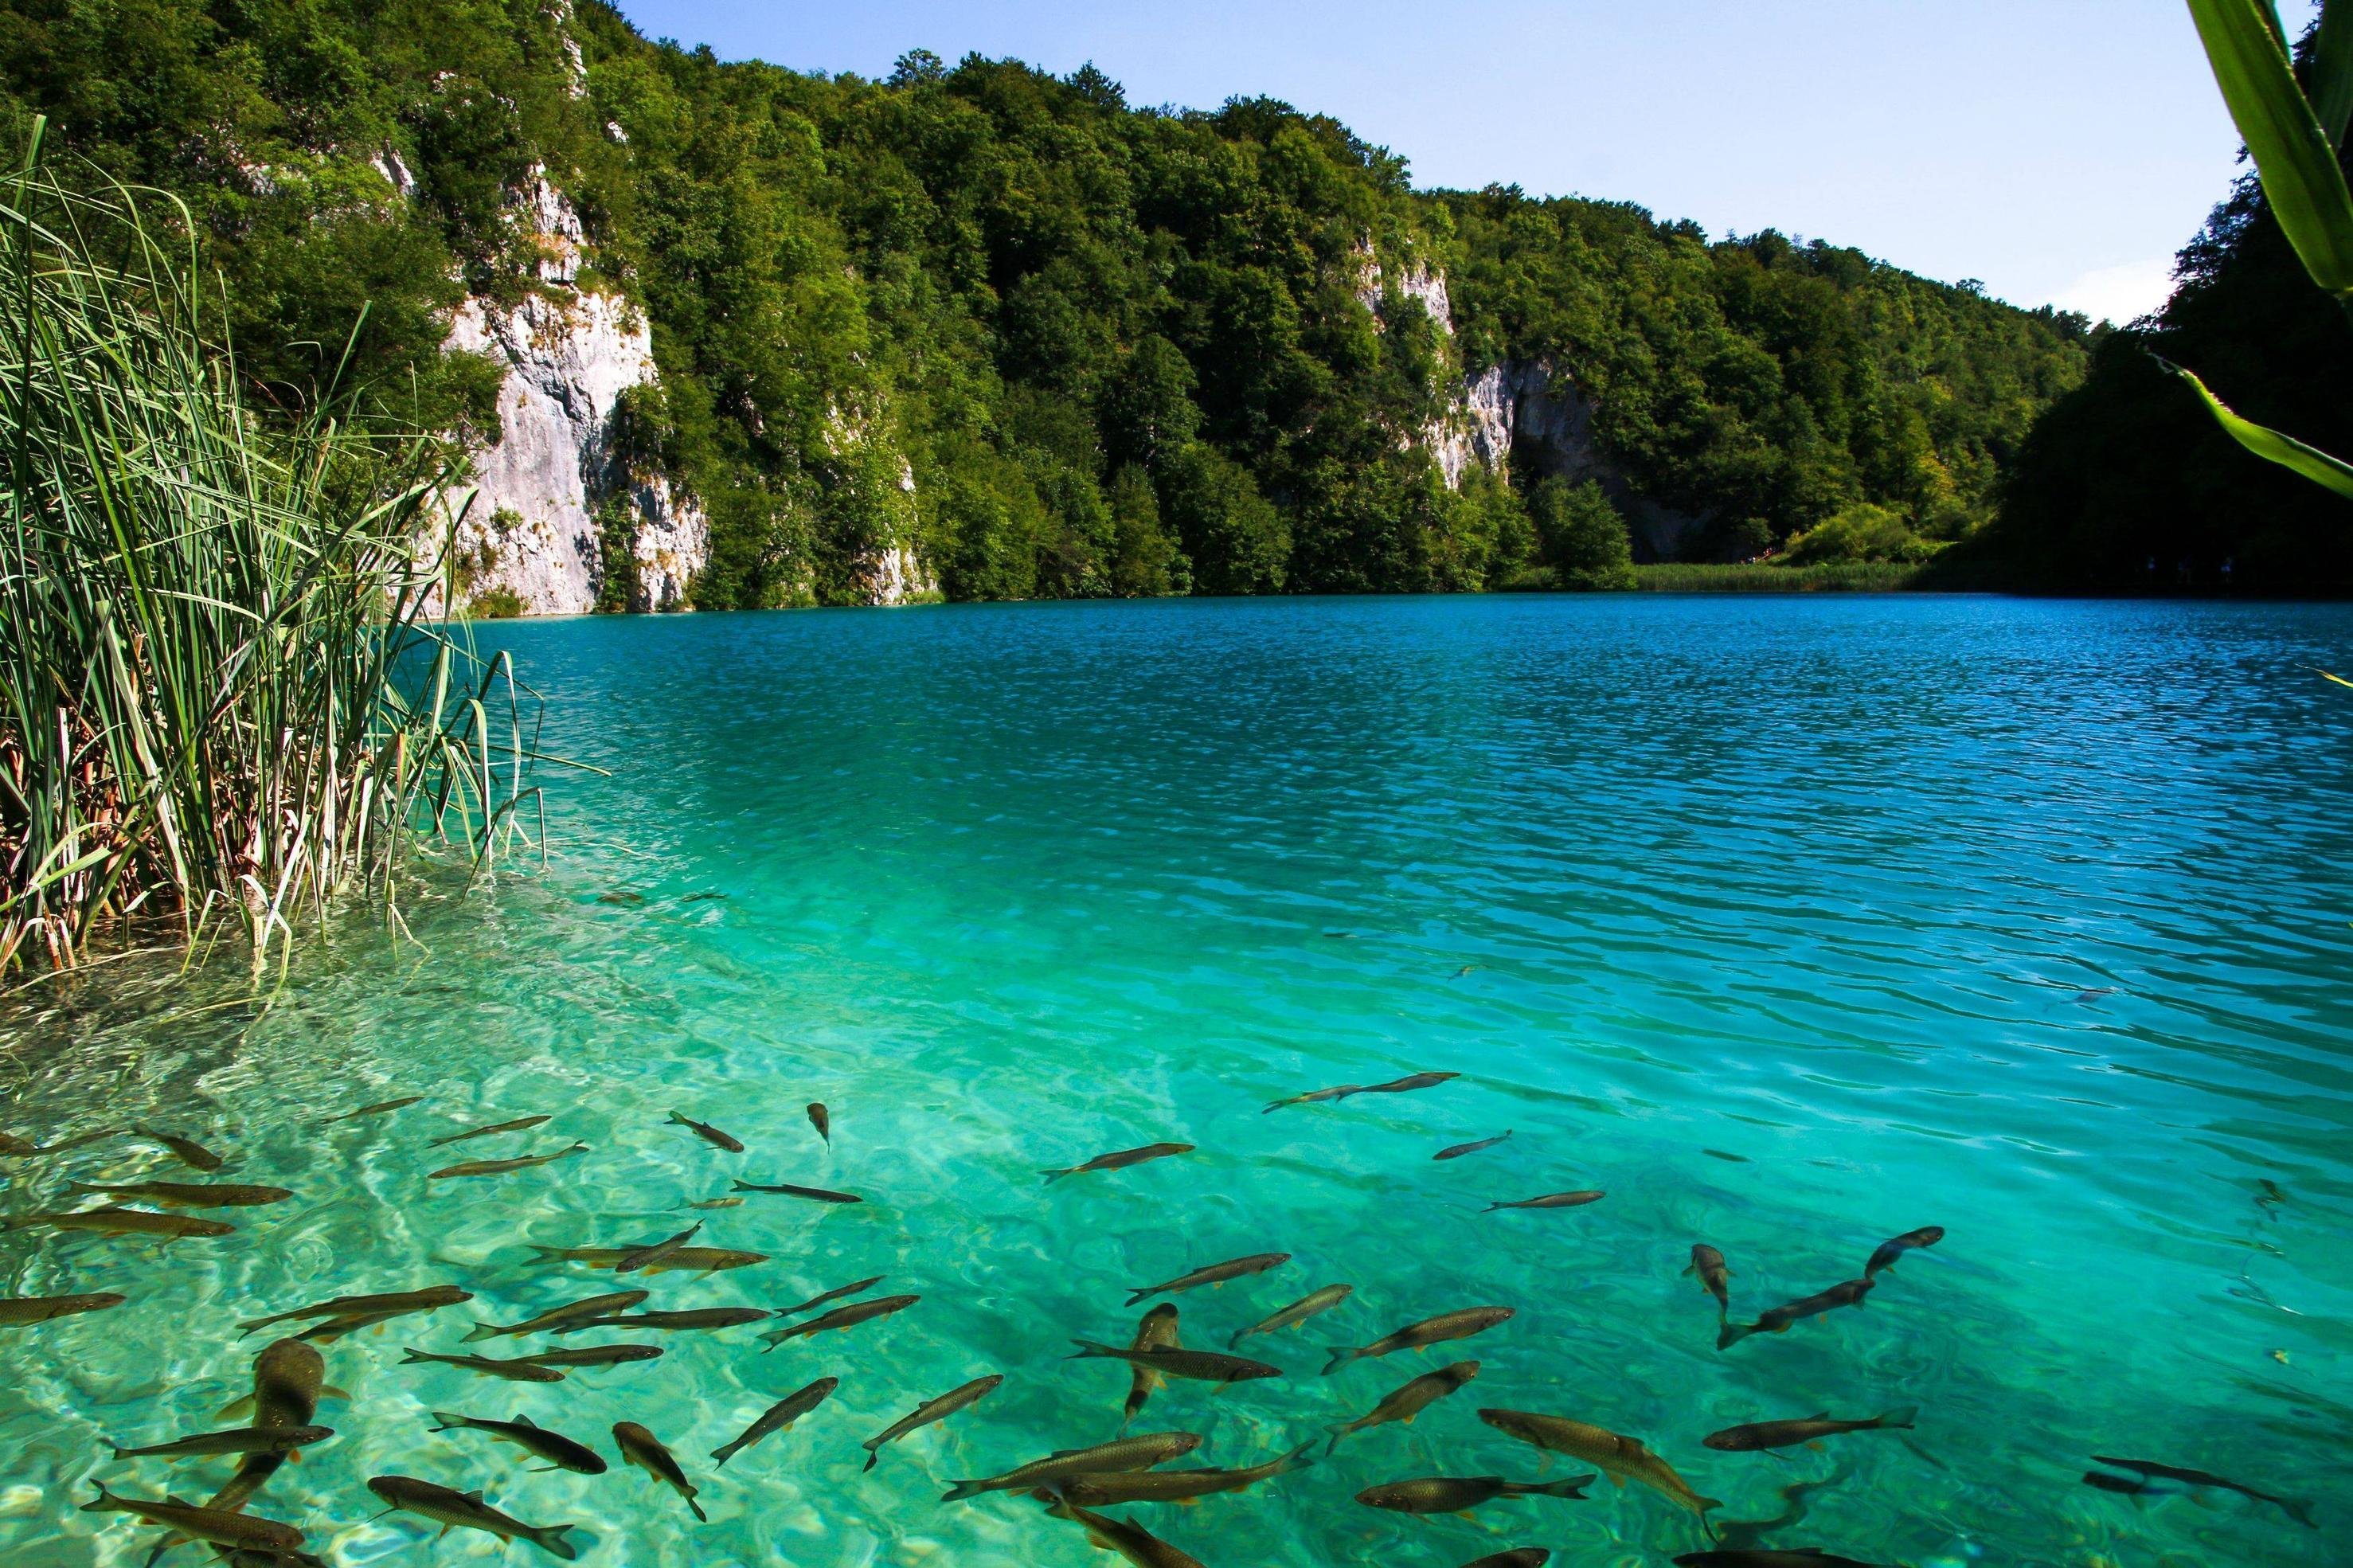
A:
[2049,256,2179,326]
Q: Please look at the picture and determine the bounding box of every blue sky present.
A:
[613,1,2320,323]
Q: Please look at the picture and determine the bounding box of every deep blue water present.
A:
[3,593,2351,1567]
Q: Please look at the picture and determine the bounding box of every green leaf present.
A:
[2163,357,2353,499]
[2186,0,2353,296]
[2315,0,2353,149]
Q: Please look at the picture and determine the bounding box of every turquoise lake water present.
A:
[3,592,2352,1567]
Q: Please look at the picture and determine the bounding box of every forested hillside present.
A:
[0,0,2093,606]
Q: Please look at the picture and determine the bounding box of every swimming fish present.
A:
[136,1128,225,1171]
[1231,1283,1352,1348]
[686,1198,744,1210]
[1124,1304,1181,1424]
[1479,1409,1721,1517]
[1718,1280,1874,1349]
[208,1339,330,1515]
[614,1421,705,1521]
[1262,1085,1362,1112]
[1458,1554,1550,1568]
[426,1115,552,1148]
[1485,1190,1604,1212]
[1055,1441,1317,1505]
[1863,1226,1945,1277]
[1327,1361,1480,1453]
[778,1276,886,1316]
[5,1206,234,1241]
[428,1142,588,1179]
[713,1377,839,1467]
[807,1103,831,1143]
[2088,1456,2316,1527]
[616,1222,703,1273]
[463,1291,651,1342]
[513,1345,665,1370]
[1685,1245,1733,1314]
[1069,1340,1282,1386]
[2082,1469,2171,1498]
[81,1484,303,1552]
[1040,1496,1209,1568]
[319,1096,424,1124]
[941,1430,1204,1502]
[1704,1410,1917,1452]
[1,1128,115,1157]
[1354,1474,1594,1515]
[400,1347,568,1382]
[669,1112,744,1154]
[1436,1132,1512,1160]
[1126,1252,1290,1305]
[0,1292,126,1326]
[1264,1072,1459,1113]
[730,1179,861,1204]
[429,1412,608,1474]
[760,1293,919,1349]
[1672,1554,1891,1568]
[562,1308,774,1334]
[240,1285,471,1335]
[107,1424,334,1461]
[365,1475,581,1558]
[861,1374,1003,1470]
[1043,1143,1194,1183]
[66,1180,290,1208]
[528,1245,767,1275]
[1326,1305,1514,1373]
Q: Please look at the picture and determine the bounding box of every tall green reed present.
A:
[0,119,543,976]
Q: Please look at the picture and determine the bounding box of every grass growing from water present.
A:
[1630,561,1927,592]
[0,123,541,975]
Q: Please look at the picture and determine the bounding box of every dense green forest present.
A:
[0,0,2096,605]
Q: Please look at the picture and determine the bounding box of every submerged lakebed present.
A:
[2,592,2351,1567]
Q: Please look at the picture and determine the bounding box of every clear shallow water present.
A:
[3,592,2352,1568]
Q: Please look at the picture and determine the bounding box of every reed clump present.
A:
[0,122,539,974]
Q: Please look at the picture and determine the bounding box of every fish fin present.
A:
[940,1482,986,1503]
[1805,1411,1831,1422]
[1696,1496,1725,1512]
[1679,1263,1694,1277]
[687,1499,708,1523]
[399,1347,432,1364]
[2276,1497,2319,1530]
[321,1385,350,1402]
[1401,1414,1416,1425]
[80,1481,113,1511]
[1877,1406,1918,1430]
[1124,1288,1153,1308]
[862,1453,878,1472]
[1804,1441,1824,1452]
[1041,1169,1071,1184]
[287,1448,303,1464]
[436,1525,453,1541]
[217,1394,255,1421]
[1714,1323,1750,1350]
[528,1464,560,1472]
[428,1412,466,1431]
[1175,1496,1200,1507]
[668,1112,688,1125]
[460,1320,502,1343]
[1278,1441,1316,1471]
[1608,1472,1625,1488]
[532,1526,582,1561]
[1541,1474,1596,1499]
[1321,1346,1359,1374]
[515,1414,538,1427]
[1067,1339,1118,1359]
[463,1489,487,1503]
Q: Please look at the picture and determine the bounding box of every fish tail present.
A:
[862,1451,879,1472]
[1715,1321,1755,1351]
[1323,1423,1354,1456]
[1041,1167,1073,1184]
[525,1245,565,1261]
[1322,1345,1361,1374]
[1876,1406,1919,1431]
[428,1412,469,1432]
[687,1498,707,1523]
[529,1523,582,1560]
[80,1481,115,1511]
[398,1347,435,1365]
[1227,1328,1251,1350]
[2277,1496,2319,1530]
[105,1443,131,1460]
[1124,1288,1154,1308]
[1534,1473,1596,1499]
[1067,1339,1118,1359]
[460,1320,503,1343]
[940,1480,987,1503]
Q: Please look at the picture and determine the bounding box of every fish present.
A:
[1126,1304,1181,1424]
[1043,1142,1194,1183]
[1479,1409,1721,1517]
[1484,1190,1604,1212]
[1718,1280,1874,1349]
[686,1198,743,1210]
[1436,1132,1512,1160]
[208,1339,330,1515]
[400,1347,569,1382]
[617,1222,703,1273]
[296,1308,412,1343]
[561,1308,773,1334]
[1326,1305,1514,1373]
[136,1128,225,1171]
[1263,1085,1363,1113]
[65,1180,290,1208]
[2089,1456,2316,1527]
[713,1377,839,1467]
[681,890,728,903]
[1685,1245,1733,1314]
[240,1285,471,1335]
[366,1475,581,1559]
[669,1112,744,1153]
[940,1430,1204,1502]
[107,1425,333,1460]
[81,1483,303,1551]
[1703,1409,1917,1452]
[778,1275,886,1316]
[427,1115,553,1148]
[0,1291,126,1325]
[319,1096,424,1124]
[861,1374,1003,1470]
[428,1142,588,1179]
[1039,1496,1209,1568]
[1126,1252,1290,1305]
[614,1420,706,1522]
[760,1294,918,1349]
[1702,1149,1750,1163]
[1264,1071,1460,1113]
[1863,1226,1945,1277]
[1354,1474,1594,1515]
[1231,1283,1352,1349]
[730,1179,861,1204]
[598,890,646,906]
[1,1127,118,1158]
[1672,1554,1891,1568]
[3,1206,234,1241]
[1327,1361,1480,1453]
[2082,1469,2169,1497]
[513,1344,665,1370]
[1055,1441,1317,1505]
[1458,1554,1550,1568]
[528,1244,767,1274]
[1069,1340,1281,1386]
[429,1411,608,1474]
[807,1103,831,1143]
[463,1290,651,1342]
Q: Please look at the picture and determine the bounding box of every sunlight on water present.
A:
[2,594,2351,1567]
